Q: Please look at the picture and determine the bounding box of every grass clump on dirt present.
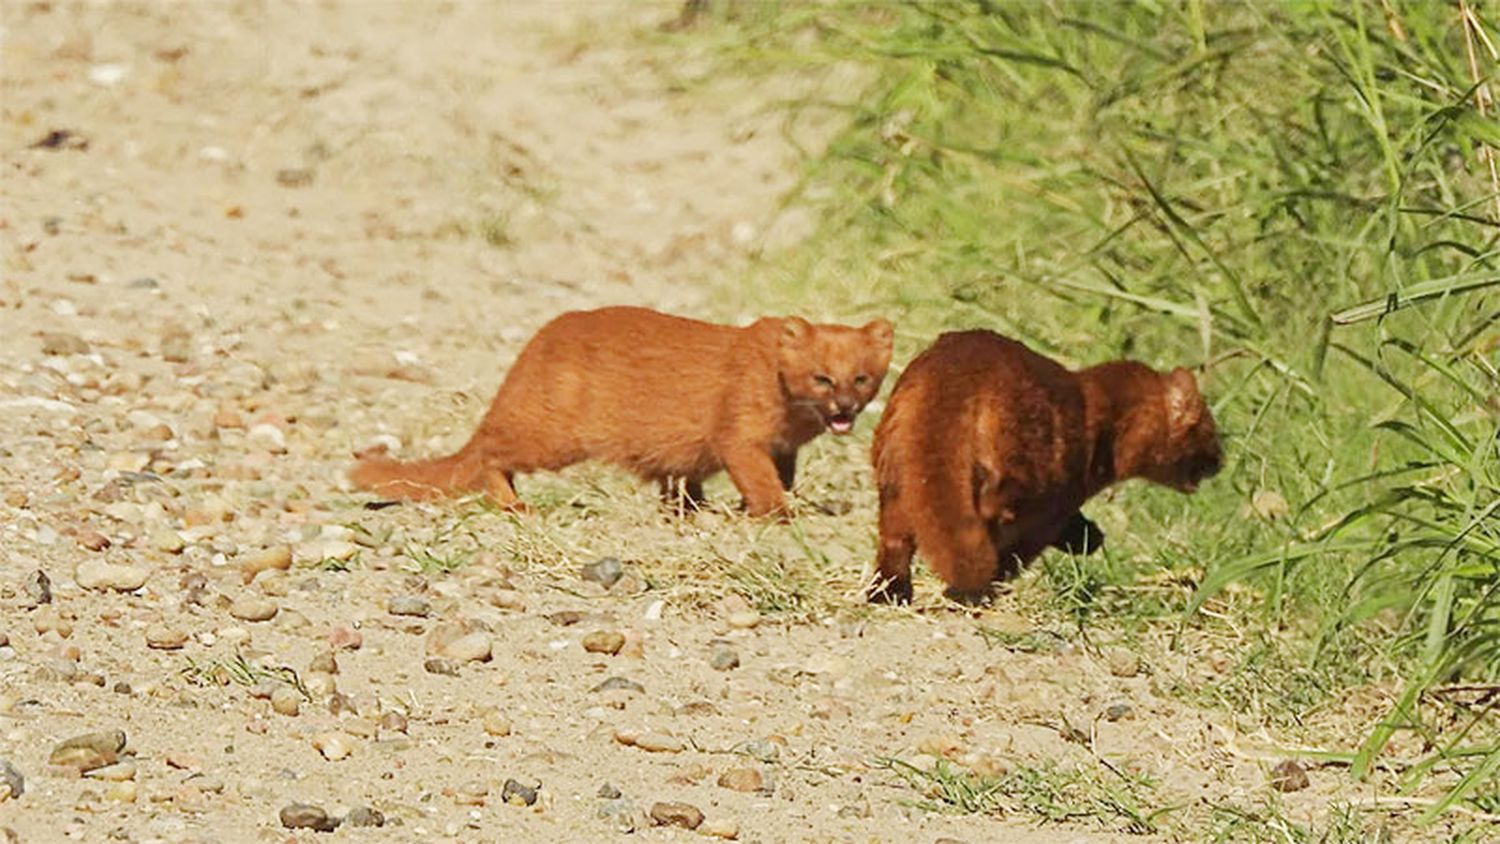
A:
[667,0,1499,829]
[876,755,1165,834]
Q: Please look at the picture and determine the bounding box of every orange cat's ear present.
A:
[780,317,811,347]
[1165,367,1204,430]
[863,318,894,350]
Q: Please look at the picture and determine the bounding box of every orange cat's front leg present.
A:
[719,444,788,518]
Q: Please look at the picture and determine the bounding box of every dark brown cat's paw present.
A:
[866,576,913,605]
[941,585,994,606]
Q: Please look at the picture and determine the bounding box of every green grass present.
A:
[876,755,1166,833]
[179,652,311,700]
[666,0,1499,826]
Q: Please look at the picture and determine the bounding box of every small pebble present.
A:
[608,572,646,596]
[500,778,538,806]
[84,759,136,782]
[228,596,278,622]
[649,801,704,830]
[275,168,314,188]
[483,711,512,737]
[328,625,363,650]
[379,711,408,734]
[145,625,187,650]
[311,732,352,761]
[76,531,111,552]
[427,623,492,663]
[582,631,625,655]
[1270,759,1309,793]
[591,676,644,694]
[387,594,431,617]
[1106,646,1141,678]
[702,818,740,840]
[308,651,338,674]
[247,423,286,453]
[740,739,781,762]
[424,658,460,676]
[149,527,185,554]
[597,783,621,799]
[107,780,137,803]
[1104,703,1134,722]
[74,559,148,591]
[631,732,684,754]
[271,686,301,716]
[579,557,624,588]
[343,806,385,828]
[41,332,88,356]
[598,797,638,832]
[453,780,488,806]
[49,730,126,772]
[280,803,339,832]
[726,610,761,629]
[716,766,763,793]
[0,760,24,801]
[239,546,292,582]
[24,570,51,605]
[709,647,740,671]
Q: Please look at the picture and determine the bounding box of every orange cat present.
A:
[352,306,893,516]
[869,329,1221,603]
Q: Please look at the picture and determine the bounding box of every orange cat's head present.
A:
[1148,367,1222,493]
[778,317,894,435]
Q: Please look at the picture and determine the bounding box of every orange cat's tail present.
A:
[349,444,484,501]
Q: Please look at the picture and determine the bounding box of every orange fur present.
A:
[351,306,894,516]
[869,330,1221,603]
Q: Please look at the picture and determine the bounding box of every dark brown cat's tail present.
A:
[349,443,485,501]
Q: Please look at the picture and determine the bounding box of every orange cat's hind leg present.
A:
[869,486,915,604]
[481,468,529,513]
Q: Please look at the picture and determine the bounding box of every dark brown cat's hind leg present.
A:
[869,486,915,604]
[916,513,998,604]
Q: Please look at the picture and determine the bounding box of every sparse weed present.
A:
[1209,799,1382,844]
[179,652,311,700]
[875,755,1166,834]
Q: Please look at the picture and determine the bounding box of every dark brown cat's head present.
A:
[778,317,894,435]
[1146,367,1222,493]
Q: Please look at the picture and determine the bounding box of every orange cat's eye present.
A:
[813,374,835,389]
[854,374,870,387]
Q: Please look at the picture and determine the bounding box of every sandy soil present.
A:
[0,2,1440,843]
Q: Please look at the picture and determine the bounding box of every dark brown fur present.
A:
[869,330,1221,603]
[351,306,893,516]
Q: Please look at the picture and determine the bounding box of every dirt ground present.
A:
[0,2,1443,842]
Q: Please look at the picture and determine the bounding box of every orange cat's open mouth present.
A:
[827,413,855,434]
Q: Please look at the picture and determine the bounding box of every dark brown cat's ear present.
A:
[780,317,811,348]
[862,318,894,352]
[1165,367,1204,431]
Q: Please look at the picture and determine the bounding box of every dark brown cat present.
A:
[869,329,1221,603]
[351,306,893,516]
